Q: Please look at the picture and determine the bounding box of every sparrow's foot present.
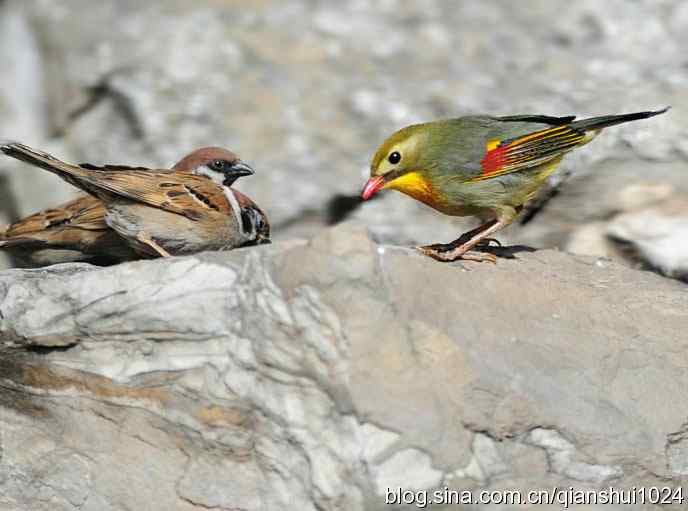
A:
[415,245,498,263]
[137,231,171,258]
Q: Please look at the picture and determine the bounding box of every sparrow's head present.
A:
[233,190,271,246]
[362,123,435,202]
[174,147,255,187]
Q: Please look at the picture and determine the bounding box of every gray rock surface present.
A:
[1,224,687,510]
[564,183,688,279]
[0,0,686,272]
[607,196,688,280]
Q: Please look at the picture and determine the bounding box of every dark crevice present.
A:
[24,343,77,355]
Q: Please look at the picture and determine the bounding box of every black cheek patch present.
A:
[240,209,254,234]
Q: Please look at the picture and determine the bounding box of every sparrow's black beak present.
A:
[231,161,255,177]
[223,161,255,186]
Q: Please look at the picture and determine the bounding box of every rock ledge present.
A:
[1,224,687,511]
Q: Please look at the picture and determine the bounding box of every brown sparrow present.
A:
[0,143,269,261]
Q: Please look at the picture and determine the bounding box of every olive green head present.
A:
[362,122,448,202]
[369,123,433,178]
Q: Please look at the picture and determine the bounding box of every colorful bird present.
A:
[362,108,669,262]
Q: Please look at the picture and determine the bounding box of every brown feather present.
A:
[70,170,236,220]
[5,195,108,236]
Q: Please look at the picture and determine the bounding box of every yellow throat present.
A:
[383,171,436,205]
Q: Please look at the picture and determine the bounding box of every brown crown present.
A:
[173,147,240,172]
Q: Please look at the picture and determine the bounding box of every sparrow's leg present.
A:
[136,231,171,258]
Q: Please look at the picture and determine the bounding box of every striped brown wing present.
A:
[79,170,232,220]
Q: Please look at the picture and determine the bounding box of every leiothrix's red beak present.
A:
[361,175,385,200]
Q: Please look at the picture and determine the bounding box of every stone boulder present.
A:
[1,224,686,510]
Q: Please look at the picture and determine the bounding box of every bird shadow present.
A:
[326,193,368,224]
[477,244,537,259]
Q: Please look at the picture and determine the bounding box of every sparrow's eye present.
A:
[210,160,226,171]
[388,151,401,165]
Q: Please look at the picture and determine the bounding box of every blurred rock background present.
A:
[0,0,685,277]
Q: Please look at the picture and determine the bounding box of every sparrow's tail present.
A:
[570,107,669,132]
[0,142,93,194]
[1,142,76,174]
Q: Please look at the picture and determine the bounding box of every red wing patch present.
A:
[478,126,585,181]
[480,142,510,174]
